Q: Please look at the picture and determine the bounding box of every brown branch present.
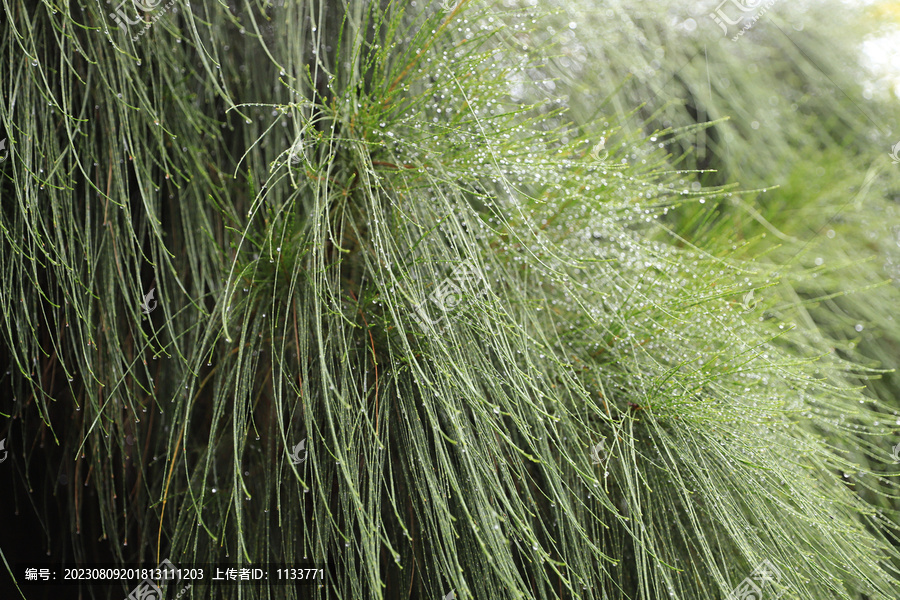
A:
[384,0,471,98]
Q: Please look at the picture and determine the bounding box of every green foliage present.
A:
[1,1,900,599]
